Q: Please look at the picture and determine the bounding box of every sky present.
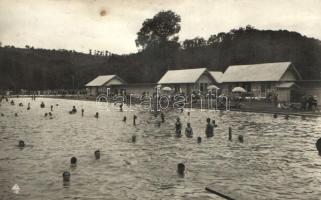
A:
[0,0,321,54]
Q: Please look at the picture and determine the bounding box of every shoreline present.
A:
[6,95,321,118]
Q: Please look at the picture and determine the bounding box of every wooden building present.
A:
[220,62,303,102]
[85,75,126,96]
[157,68,222,94]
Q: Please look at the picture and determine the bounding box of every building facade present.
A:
[157,68,222,95]
[85,75,127,96]
[220,62,303,102]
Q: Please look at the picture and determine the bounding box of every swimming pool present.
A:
[1,98,321,200]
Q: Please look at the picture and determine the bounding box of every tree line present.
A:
[0,10,321,90]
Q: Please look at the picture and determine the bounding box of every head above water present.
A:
[238,135,244,143]
[19,140,25,147]
[177,163,185,176]
[70,157,77,165]
[316,138,321,155]
[95,150,100,160]
[197,137,202,143]
[132,135,136,143]
[187,123,191,127]
[63,171,70,182]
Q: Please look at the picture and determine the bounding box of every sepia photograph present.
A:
[1,0,321,199]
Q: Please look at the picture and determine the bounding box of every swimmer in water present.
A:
[95,112,99,118]
[119,103,123,112]
[212,120,218,128]
[123,116,127,122]
[95,150,100,160]
[205,118,214,137]
[63,171,70,182]
[81,109,84,117]
[18,140,25,148]
[185,123,193,138]
[133,115,137,126]
[51,105,53,111]
[197,137,202,143]
[71,106,77,113]
[175,117,182,137]
[161,112,165,123]
[177,163,185,177]
[70,157,77,167]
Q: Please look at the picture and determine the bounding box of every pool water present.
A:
[0,98,321,200]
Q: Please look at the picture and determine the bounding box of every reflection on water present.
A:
[1,98,321,200]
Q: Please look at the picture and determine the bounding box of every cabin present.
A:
[125,83,157,97]
[220,62,302,102]
[85,75,126,96]
[157,68,222,94]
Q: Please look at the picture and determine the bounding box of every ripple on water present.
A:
[1,98,321,200]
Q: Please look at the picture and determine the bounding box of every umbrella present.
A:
[207,85,220,90]
[232,87,246,93]
[161,87,173,91]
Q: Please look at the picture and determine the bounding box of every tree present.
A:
[183,37,206,49]
[135,10,181,49]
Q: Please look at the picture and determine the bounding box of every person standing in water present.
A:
[175,117,182,137]
[119,103,123,112]
[185,123,193,138]
[205,118,214,137]
[161,112,165,123]
[133,115,137,126]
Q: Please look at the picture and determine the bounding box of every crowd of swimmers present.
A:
[2,96,321,182]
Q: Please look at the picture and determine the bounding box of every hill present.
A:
[0,26,321,90]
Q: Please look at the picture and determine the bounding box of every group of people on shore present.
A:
[301,95,318,111]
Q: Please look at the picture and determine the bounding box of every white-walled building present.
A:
[157,68,222,94]
[85,75,126,96]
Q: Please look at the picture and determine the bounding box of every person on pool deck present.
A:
[206,118,214,137]
[185,123,193,138]
[175,117,182,137]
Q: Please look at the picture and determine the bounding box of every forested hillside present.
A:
[1,11,321,90]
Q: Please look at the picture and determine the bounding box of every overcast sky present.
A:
[0,0,321,54]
